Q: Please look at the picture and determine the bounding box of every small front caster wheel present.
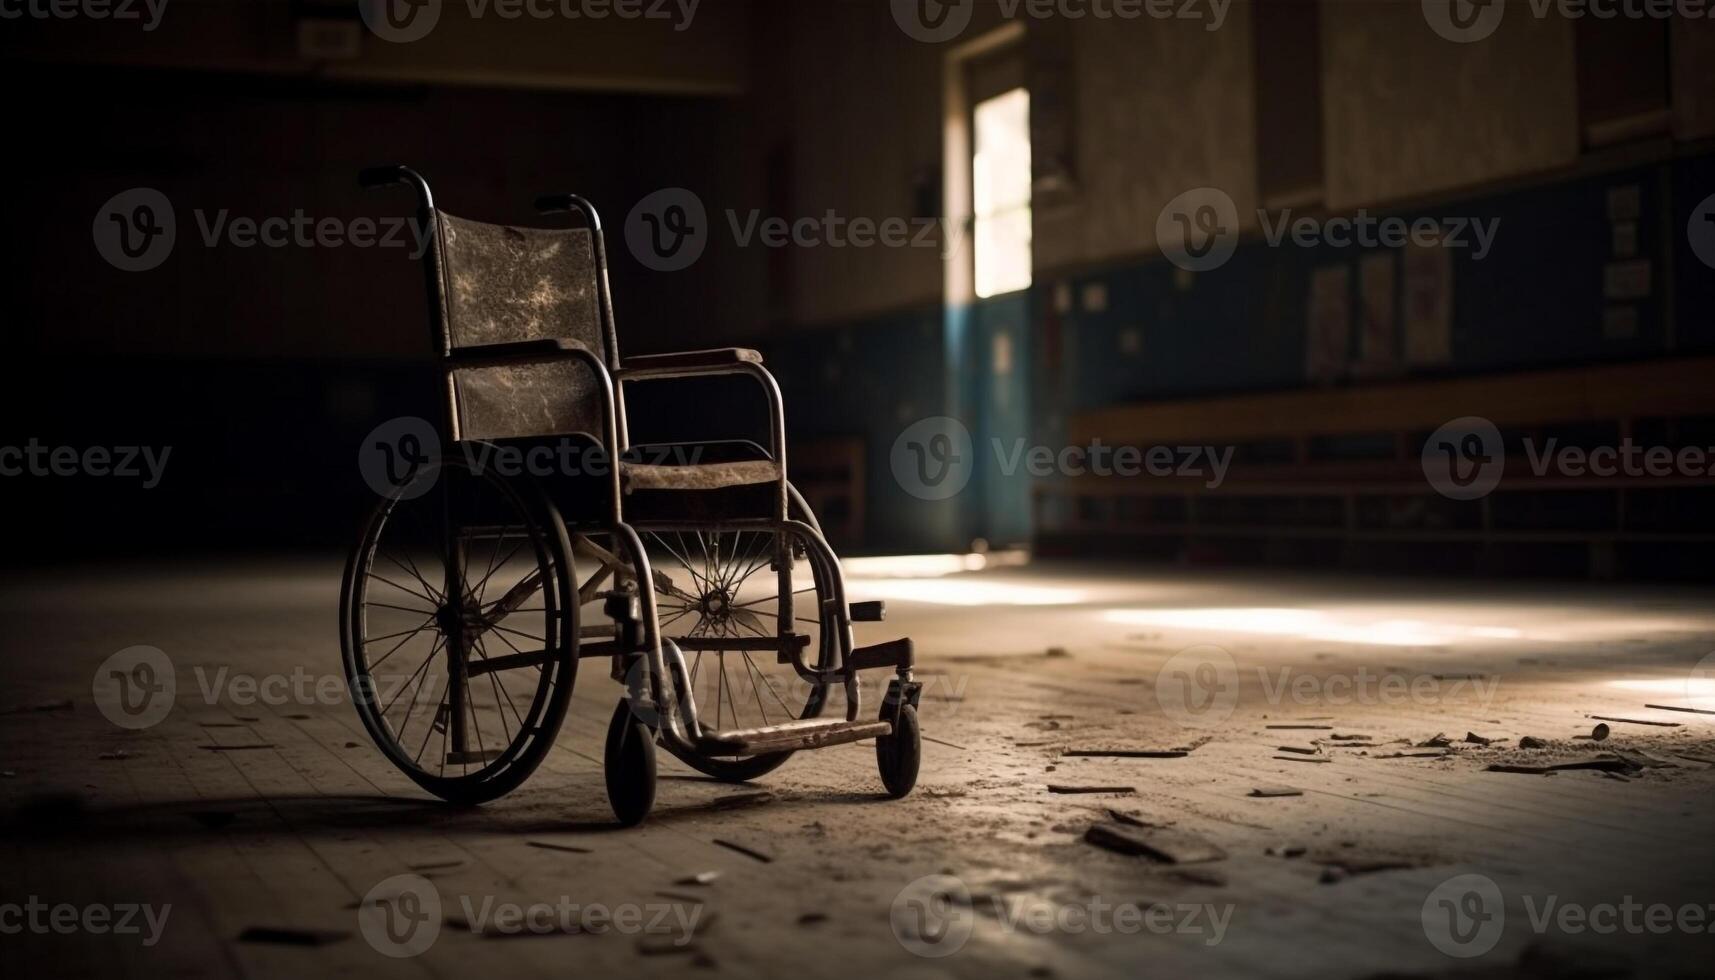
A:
[876,702,920,799]
[605,697,657,826]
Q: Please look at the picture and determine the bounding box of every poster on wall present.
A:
[1305,264,1351,383]
[1357,251,1398,376]
[1403,243,1453,366]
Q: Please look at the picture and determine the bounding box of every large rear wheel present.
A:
[340,453,577,804]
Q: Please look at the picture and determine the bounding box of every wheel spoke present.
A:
[379,553,445,605]
[474,638,524,737]
[489,622,548,644]
[368,601,437,616]
[732,587,815,609]
[366,613,438,671]
[382,634,444,721]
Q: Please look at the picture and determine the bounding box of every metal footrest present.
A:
[696,717,892,756]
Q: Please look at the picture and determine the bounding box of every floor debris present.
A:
[0,699,73,716]
[1164,869,1227,887]
[1061,749,1187,758]
[1046,784,1135,794]
[712,838,774,863]
[1083,822,1226,864]
[1486,755,1641,775]
[704,791,775,811]
[1106,807,1158,827]
[1248,786,1302,798]
[676,871,722,886]
[237,926,349,946]
[526,840,592,854]
[1644,703,1715,716]
[1316,854,1420,883]
[1590,715,1681,727]
[1519,735,1549,749]
[1274,755,1331,763]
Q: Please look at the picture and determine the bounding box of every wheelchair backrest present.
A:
[431,210,617,443]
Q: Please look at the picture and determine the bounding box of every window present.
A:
[972,86,1031,299]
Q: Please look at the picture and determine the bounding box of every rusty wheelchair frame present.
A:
[339,167,922,825]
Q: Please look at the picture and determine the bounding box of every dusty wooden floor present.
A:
[3,557,1713,979]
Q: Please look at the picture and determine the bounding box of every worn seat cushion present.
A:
[620,458,781,493]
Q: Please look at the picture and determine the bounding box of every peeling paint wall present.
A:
[1033,9,1259,272]
[1320,2,1579,210]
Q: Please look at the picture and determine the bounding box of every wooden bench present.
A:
[1036,356,1715,577]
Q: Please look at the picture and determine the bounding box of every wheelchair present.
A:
[338,167,922,825]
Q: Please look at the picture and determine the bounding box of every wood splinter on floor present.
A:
[712,838,774,863]
[1590,715,1683,727]
[1061,749,1187,758]
[1047,784,1135,794]
[1084,822,1226,864]
[1644,703,1715,716]
[526,840,592,854]
[237,927,350,947]
[1249,786,1302,798]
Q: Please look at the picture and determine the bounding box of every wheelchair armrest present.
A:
[616,348,762,379]
[615,350,788,487]
[446,338,607,372]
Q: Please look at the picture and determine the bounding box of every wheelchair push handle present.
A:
[534,193,603,230]
[358,165,411,190]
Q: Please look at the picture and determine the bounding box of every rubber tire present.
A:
[876,702,920,799]
[604,697,657,826]
[340,455,578,806]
